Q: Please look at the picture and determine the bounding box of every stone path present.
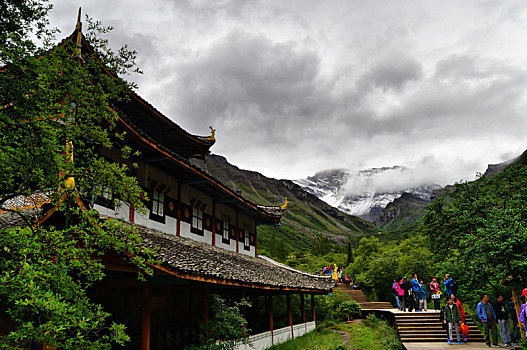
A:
[404,342,493,349]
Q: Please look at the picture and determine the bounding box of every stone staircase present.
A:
[396,312,485,342]
[333,285,393,309]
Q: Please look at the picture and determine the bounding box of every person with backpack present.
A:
[444,297,462,344]
[411,274,420,311]
[493,294,512,347]
[401,277,412,312]
[430,277,442,311]
[519,288,527,339]
[443,274,458,297]
[418,280,428,311]
[392,278,401,309]
[477,294,499,347]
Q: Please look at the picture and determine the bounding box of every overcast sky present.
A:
[49,1,527,188]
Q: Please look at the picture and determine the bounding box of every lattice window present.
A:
[191,206,203,235]
[222,222,230,244]
[244,229,250,251]
[151,190,164,218]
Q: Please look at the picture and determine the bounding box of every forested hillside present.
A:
[192,154,379,256]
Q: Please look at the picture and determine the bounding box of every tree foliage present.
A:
[422,163,527,296]
[0,1,153,348]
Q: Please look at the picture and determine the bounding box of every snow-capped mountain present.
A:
[294,166,441,221]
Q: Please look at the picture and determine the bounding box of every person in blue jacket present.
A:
[418,280,428,311]
[477,294,499,347]
[443,274,453,296]
[411,274,420,311]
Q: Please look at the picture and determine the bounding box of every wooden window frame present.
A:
[222,222,230,244]
[191,205,204,236]
[149,190,165,224]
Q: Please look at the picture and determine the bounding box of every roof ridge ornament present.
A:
[208,126,216,141]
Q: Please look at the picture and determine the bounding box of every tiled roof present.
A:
[124,218,334,292]
[0,211,334,292]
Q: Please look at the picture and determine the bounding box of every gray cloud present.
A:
[48,1,527,185]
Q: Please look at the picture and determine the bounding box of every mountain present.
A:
[294,167,440,222]
[190,154,380,253]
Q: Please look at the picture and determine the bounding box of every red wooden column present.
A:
[235,211,239,253]
[141,284,152,350]
[202,286,210,340]
[287,294,294,340]
[311,294,316,326]
[176,180,181,236]
[211,201,216,246]
[300,294,306,333]
[267,295,274,345]
[129,202,135,223]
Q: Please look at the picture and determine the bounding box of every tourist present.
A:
[349,276,356,290]
[392,279,401,309]
[344,274,350,287]
[396,278,405,311]
[401,277,412,312]
[450,294,466,342]
[443,274,455,297]
[430,277,441,310]
[439,303,449,341]
[493,294,512,347]
[418,280,428,311]
[519,288,527,339]
[507,297,519,346]
[337,269,343,284]
[477,294,499,347]
[411,274,420,311]
[444,297,462,344]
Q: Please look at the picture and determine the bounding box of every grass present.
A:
[267,327,344,350]
[267,315,403,350]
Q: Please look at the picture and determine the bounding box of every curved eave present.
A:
[150,263,332,294]
[119,117,283,224]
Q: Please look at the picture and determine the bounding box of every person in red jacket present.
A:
[450,294,467,342]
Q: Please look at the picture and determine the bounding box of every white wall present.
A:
[234,321,316,350]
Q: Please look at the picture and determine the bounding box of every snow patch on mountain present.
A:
[294,166,441,220]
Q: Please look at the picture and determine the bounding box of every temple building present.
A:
[0,13,334,350]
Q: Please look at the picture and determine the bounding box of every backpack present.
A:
[450,279,459,294]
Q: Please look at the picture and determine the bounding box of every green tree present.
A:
[0,2,153,348]
[346,240,353,265]
[422,163,527,297]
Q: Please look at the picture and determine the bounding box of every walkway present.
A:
[333,285,489,348]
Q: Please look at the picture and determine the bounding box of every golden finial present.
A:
[280,197,289,209]
[208,126,216,141]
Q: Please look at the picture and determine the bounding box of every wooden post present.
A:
[512,289,525,339]
[254,231,258,257]
[311,294,316,326]
[211,201,216,246]
[287,294,294,340]
[141,284,152,350]
[176,180,181,236]
[235,211,239,253]
[267,295,274,344]
[202,286,210,340]
[300,294,306,333]
[129,202,135,223]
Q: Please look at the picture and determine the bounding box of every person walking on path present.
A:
[411,274,420,311]
[444,298,462,344]
[418,280,428,311]
[519,288,527,339]
[392,279,401,309]
[439,304,449,341]
[508,298,519,346]
[443,274,455,297]
[344,274,350,287]
[493,294,512,347]
[401,277,412,312]
[449,294,467,342]
[477,294,499,347]
[430,277,441,311]
[396,278,405,311]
